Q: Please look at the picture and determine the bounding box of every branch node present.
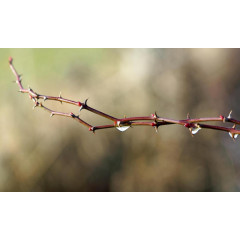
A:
[151,122,159,133]
[33,101,39,110]
[89,126,96,133]
[219,115,226,123]
[151,112,159,123]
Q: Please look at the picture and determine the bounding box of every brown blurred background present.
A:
[1,48,240,191]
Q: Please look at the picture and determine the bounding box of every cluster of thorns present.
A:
[9,57,240,140]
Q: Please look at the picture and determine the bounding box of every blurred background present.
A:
[1,48,240,191]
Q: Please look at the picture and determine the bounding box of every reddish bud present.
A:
[89,127,92,131]
[70,112,75,117]
[151,122,157,127]
[77,102,82,107]
[184,123,191,128]
[29,94,33,100]
[220,115,224,120]
[9,57,13,64]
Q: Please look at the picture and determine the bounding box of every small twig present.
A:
[9,57,240,139]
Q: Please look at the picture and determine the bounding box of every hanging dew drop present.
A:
[229,132,238,139]
[116,126,130,132]
[191,126,201,135]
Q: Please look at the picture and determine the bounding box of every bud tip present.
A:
[9,57,13,64]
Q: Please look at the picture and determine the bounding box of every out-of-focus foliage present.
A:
[1,48,240,191]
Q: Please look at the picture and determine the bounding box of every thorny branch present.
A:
[9,57,240,140]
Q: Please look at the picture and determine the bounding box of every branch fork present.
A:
[9,57,240,140]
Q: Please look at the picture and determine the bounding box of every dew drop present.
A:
[229,132,238,139]
[191,127,201,135]
[116,126,130,132]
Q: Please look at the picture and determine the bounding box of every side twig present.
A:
[9,57,240,139]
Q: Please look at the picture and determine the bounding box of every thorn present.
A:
[43,96,47,101]
[33,102,39,110]
[28,86,33,92]
[84,98,89,106]
[59,92,62,104]
[189,128,194,137]
[79,106,83,112]
[151,122,159,133]
[228,110,232,119]
[229,132,235,140]
[151,112,158,121]
[184,123,194,137]
[50,113,54,117]
[232,124,236,129]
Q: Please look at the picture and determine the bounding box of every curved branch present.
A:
[9,57,240,139]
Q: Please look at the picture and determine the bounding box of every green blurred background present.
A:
[1,48,240,191]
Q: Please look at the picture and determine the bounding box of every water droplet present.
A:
[116,126,130,132]
[191,126,201,135]
[229,132,238,139]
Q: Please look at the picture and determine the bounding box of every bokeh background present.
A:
[1,48,240,191]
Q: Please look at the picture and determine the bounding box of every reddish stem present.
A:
[9,57,240,139]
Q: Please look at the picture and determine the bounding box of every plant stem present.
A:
[9,57,240,139]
